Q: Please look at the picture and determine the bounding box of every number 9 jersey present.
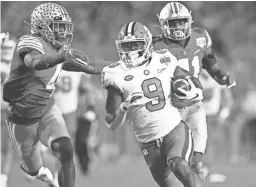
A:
[102,49,182,143]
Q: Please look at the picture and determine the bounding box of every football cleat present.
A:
[20,163,54,183]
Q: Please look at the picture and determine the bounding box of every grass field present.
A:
[7,155,256,187]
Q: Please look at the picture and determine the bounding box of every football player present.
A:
[41,70,84,187]
[75,74,101,175]
[102,21,205,187]
[2,3,109,187]
[1,32,16,187]
[153,2,236,179]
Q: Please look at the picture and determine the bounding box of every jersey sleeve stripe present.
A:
[17,37,45,54]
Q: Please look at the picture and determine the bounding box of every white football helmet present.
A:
[30,2,73,47]
[116,22,153,68]
[158,2,193,40]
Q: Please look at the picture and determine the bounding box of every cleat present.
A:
[20,163,53,183]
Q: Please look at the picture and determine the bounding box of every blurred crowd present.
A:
[1,1,256,175]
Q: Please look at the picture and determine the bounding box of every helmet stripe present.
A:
[173,2,178,14]
[127,22,134,36]
[55,3,65,16]
[61,5,69,17]
[176,2,180,12]
[170,3,176,14]
[124,23,129,36]
[131,22,136,36]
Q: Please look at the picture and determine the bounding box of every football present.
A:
[172,77,192,97]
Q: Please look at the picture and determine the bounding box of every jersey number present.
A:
[141,77,166,112]
[46,64,62,96]
[58,76,72,93]
[178,56,200,78]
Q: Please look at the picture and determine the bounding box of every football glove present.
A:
[224,75,236,88]
[176,79,203,101]
[120,92,158,112]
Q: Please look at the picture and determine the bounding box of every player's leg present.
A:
[164,121,205,187]
[42,111,77,187]
[75,116,91,175]
[139,140,179,187]
[1,110,14,187]
[38,104,75,187]
[75,108,99,175]
[5,119,53,182]
[181,102,207,180]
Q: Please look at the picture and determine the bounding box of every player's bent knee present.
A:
[50,137,73,163]
[168,157,191,176]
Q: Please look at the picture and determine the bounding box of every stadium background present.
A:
[1,1,256,187]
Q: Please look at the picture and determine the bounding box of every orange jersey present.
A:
[3,34,63,125]
[154,27,212,78]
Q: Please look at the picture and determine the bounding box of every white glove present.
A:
[120,92,157,112]
[177,79,203,101]
[227,81,236,88]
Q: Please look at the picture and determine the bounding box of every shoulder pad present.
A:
[154,49,168,54]
[101,63,122,90]
[108,62,121,69]
[17,34,45,55]
[192,27,207,34]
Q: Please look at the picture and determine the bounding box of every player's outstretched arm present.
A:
[202,51,236,87]
[62,48,112,74]
[105,86,127,131]
[23,46,68,70]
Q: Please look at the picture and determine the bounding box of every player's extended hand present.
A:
[57,46,74,62]
[120,92,156,112]
[177,79,203,101]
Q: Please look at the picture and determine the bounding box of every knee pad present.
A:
[50,137,73,163]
